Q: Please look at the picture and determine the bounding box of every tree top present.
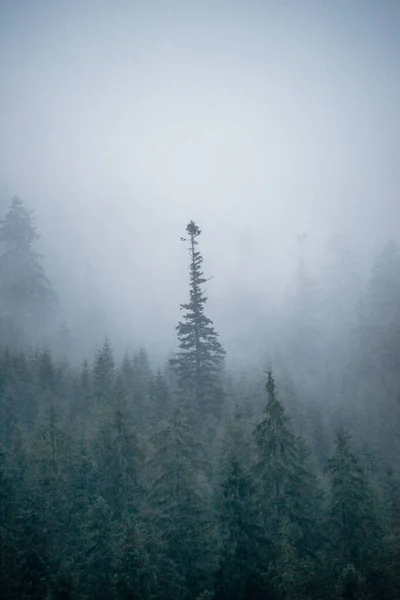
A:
[186,221,201,238]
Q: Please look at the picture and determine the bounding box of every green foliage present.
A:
[94,377,143,519]
[171,221,225,426]
[0,210,399,600]
[253,369,324,599]
[325,431,387,598]
[92,338,115,405]
[215,409,263,600]
[81,496,116,599]
[148,406,216,598]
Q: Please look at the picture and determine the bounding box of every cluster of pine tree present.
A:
[1,198,400,599]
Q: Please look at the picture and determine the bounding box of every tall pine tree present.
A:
[254,368,323,599]
[147,406,216,599]
[215,408,262,600]
[325,431,387,599]
[171,221,225,427]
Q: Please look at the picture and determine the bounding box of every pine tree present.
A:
[73,358,93,419]
[114,516,156,600]
[254,369,300,528]
[0,196,56,346]
[92,338,115,405]
[170,221,225,426]
[215,408,262,600]
[131,348,152,429]
[93,374,143,519]
[147,406,216,599]
[254,369,323,599]
[0,452,19,599]
[81,496,116,600]
[325,431,387,598]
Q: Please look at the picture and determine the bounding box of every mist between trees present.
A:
[1,196,400,600]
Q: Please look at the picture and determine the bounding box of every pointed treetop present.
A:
[0,196,39,248]
[266,367,275,399]
[186,220,201,238]
[181,221,202,245]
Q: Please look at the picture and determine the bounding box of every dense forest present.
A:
[0,196,400,600]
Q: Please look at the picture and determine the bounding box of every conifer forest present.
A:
[0,196,400,600]
[1,2,400,599]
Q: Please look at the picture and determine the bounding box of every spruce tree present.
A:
[171,221,225,425]
[215,408,262,600]
[254,369,299,528]
[81,496,116,600]
[114,515,156,600]
[325,431,386,598]
[0,453,18,599]
[254,368,323,599]
[147,406,216,599]
[93,374,143,519]
[0,196,56,346]
[92,338,115,405]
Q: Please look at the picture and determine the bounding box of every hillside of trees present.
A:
[1,196,400,599]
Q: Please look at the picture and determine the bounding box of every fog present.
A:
[2,5,400,596]
[1,0,399,360]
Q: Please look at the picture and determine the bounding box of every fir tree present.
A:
[92,338,115,405]
[215,408,262,600]
[147,406,216,599]
[0,196,56,346]
[114,516,156,600]
[81,496,116,600]
[93,374,143,519]
[131,348,152,429]
[0,453,18,599]
[72,358,93,419]
[254,368,323,599]
[325,431,387,598]
[171,221,225,425]
[254,369,300,528]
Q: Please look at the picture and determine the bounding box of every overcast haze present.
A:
[1,0,399,359]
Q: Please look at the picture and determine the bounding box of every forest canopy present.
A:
[0,196,399,600]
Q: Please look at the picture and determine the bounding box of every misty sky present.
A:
[0,0,399,357]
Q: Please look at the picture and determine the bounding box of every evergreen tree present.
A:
[93,374,143,519]
[114,516,156,600]
[92,338,115,405]
[147,406,216,599]
[254,368,323,599]
[254,369,300,529]
[81,496,116,600]
[0,453,19,599]
[131,348,152,429]
[72,358,93,419]
[0,196,56,346]
[149,368,171,424]
[215,409,262,600]
[170,221,225,426]
[325,431,387,598]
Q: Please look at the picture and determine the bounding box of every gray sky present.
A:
[0,0,399,357]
